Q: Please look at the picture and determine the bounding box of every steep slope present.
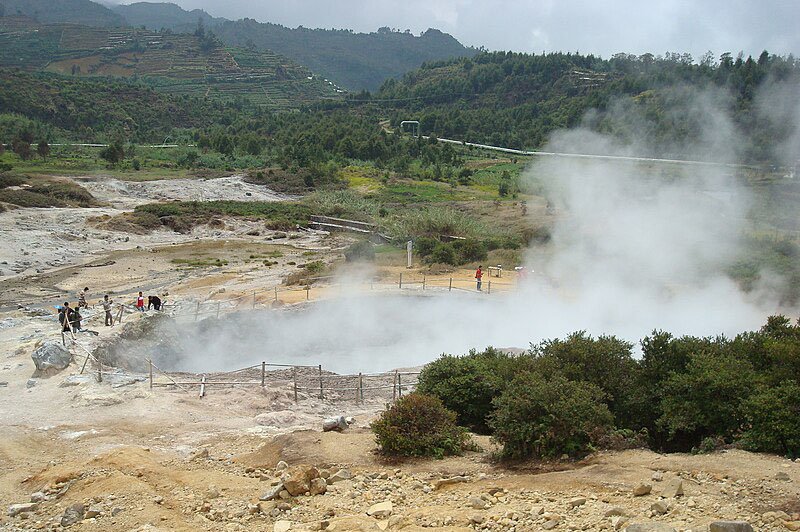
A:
[0,0,124,27]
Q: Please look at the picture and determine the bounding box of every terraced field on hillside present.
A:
[0,17,342,110]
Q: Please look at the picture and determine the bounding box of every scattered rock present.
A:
[650,500,672,515]
[274,520,292,532]
[31,342,72,376]
[29,492,46,503]
[309,477,327,496]
[775,471,791,481]
[625,524,677,532]
[470,497,488,510]
[568,497,586,508]
[84,505,102,519]
[366,501,393,519]
[260,484,285,501]
[61,503,85,527]
[605,507,627,517]
[708,522,754,532]
[434,476,468,490]
[651,471,664,482]
[8,503,38,517]
[284,466,320,496]
[633,483,652,496]
[660,478,683,498]
[275,461,289,471]
[612,516,629,530]
[189,448,209,461]
[328,469,352,484]
[543,519,560,530]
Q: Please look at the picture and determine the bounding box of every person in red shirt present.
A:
[475,265,483,291]
[135,291,145,312]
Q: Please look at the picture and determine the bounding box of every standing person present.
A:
[475,265,483,291]
[77,287,89,309]
[102,295,114,326]
[59,302,74,332]
[135,291,145,312]
[147,295,162,311]
[72,306,82,332]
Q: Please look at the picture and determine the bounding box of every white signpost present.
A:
[407,240,413,268]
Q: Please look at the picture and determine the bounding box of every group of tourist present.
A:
[58,288,163,333]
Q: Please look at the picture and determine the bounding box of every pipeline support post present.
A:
[449,277,453,291]
[358,372,364,403]
[318,364,324,399]
[293,367,298,403]
[261,361,266,388]
[253,291,256,309]
[194,301,200,321]
[149,358,153,390]
[399,273,403,289]
[398,372,402,398]
[216,301,221,319]
[422,275,426,290]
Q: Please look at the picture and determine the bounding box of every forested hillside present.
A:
[374,51,800,164]
[214,23,475,91]
[113,2,224,31]
[0,17,340,110]
[0,0,124,26]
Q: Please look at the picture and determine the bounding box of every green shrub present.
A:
[0,173,24,188]
[417,348,532,433]
[414,236,438,258]
[371,393,470,458]
[741,381,800,458]
[490,374,613,459]
[427,243,458,265]
[344,240,375,262]
[453,238,488,263]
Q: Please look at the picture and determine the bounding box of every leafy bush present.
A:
[490,374,613,459]
[344,240,375,262]
[417,348,533,433]
[741,381,800,458]
[0,174,25,188]
[371,393,470,458]
[427,242,458,265]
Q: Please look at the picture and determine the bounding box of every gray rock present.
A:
[709,522,755,532]
[84,505,102,519]
[260,484,285,501]
[31,342,72,375]
[275,460,289,471]
[322,416,348,432]
[469,497,488,510]
[633,483,652,496]
[8,503,38,517]
[309,477,327,496]
[366,501,393,518]
[543,519,560,530]
[26,379,37,388]
[568,497,586,508]
[61,503,85,527]
[775,471,790,481]
[650,500,672,515]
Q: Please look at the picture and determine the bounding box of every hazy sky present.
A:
[110,0,800,59]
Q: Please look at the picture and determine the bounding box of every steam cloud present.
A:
[144,88,795,374]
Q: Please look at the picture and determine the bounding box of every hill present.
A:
[0,0,124,26]
[112,2,224,32]
[372,51,800,165]
[0,18,341,110]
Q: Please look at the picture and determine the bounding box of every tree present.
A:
[36,141,50,161]
[11,139,32,160]
[100,140,125,165]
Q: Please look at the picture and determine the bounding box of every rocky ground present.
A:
[1,174,798,531]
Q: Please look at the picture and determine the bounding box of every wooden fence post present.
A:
[398,372,402,398]
[199,375,206,398]
[449,278,452,291]
[422,275,426,290]
[261,361,266,388]
[392,371,398,401]
[306,285,310,300]
[358,372,363,404]
[488,280,492,294]
[318,364,323,399]
[253,291,257,309]
[149,358,153,390]
[194,301,200,321]
[216,301,221,319]
[96,353,102,383]
[293,367,298,403]
[274,286,278,302]
[399,273,403,289]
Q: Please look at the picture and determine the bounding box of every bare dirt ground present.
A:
[1,174,798,531]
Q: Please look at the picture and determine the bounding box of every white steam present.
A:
[151,89,795,374]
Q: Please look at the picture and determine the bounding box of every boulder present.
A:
[605,507,627,517]
[709,522,754,532]
[283,466,320,496]
[31,343,71,376]
[274,520,292,532]
[322,416,348,432]
[469,497,488,510]
[84,505,102,519]
[660,478,683,498]
[367,501,393,519]
[650,500,673,515]
[775,471,790,481]
[633,483,652,496]
[434,476,468,490]
[275,460,289,471]
[568,497,587,508]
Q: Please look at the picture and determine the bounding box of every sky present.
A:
[109,0,800,59]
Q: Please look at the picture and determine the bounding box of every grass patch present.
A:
[171,257,229,268]
[0,176,98,208]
